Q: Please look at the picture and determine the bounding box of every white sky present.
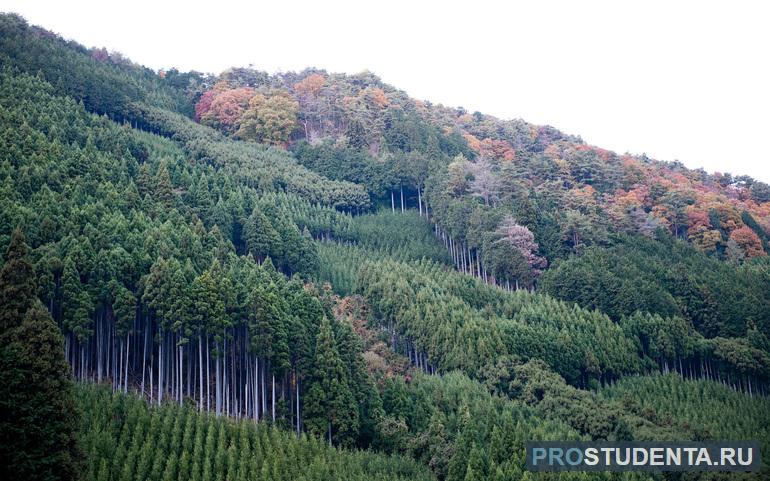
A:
[3,0,769,182]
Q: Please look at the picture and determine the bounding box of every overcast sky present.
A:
[4,0,769,182]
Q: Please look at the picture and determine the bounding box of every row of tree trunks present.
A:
[390,185,426,216]
[384,323,436,375]
[59,310,308,428]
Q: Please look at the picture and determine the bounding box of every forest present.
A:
[1,12,769,481]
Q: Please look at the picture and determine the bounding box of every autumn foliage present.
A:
[235,90,299,146]
[198,85,255,132]
[192,69,770,260]
[729,226,766,258]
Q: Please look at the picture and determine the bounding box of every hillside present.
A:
[1,12,769,481]
[192,62,770,267]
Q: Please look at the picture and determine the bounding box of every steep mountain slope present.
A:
[192,62,770,269]
[2,12,770,481]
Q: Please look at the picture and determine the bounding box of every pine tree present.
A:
[302,317,359,447]
[96,458,110,481]
[136,163,152,198]
[274,217,304,274]
[463,444,485,481]
[61,255,92,342]
[0,228,36,330]
[0,302,82,481]
[192,174,213,221]
[244,207,279,263]
[447,417,474,481]
[334,319,382,446]
[155,162,175,207]
[213,423,227,481]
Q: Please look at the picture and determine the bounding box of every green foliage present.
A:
[2,13,769,481]
[540,234,770,338]
[77,384,433,481]
[303,317,360,446]
[0,228,36,330]
[0,14,193,118]
[294,140,397,198]
[0,64,384,453]
[315,211,451,295]
[337,211,452,262]
[355,252,770,390]
[357,258,641,385]
[0,229,81,481]
[0,303,82,481]
[602,374,770,461]
[135,104,370,211]
[373,371,665,481]
[0,231,81,481]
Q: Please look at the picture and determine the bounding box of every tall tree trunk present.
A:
[158,328,163,405]
[198,334,203,412]
[255,357,260,421]
[149,344,154,404]
[178,342,183,405]
[96,313,102,383]
[187,343,191,399]
[216,341,221,416]
[261,358,266,416]
[417,185,422,217]
[224,336,229,416]
[141,315,148,395]
[124,332,130,393]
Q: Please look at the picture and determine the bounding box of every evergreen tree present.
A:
[334,319,382,446]
[0,303,81,481]
[303,317,359,446]
[61,255,92,342]
[0,228,36,330]
[155,162,175,207]
[136,163,152,198]
[463,444,486,481]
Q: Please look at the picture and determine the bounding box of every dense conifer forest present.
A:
[1,12,769,481]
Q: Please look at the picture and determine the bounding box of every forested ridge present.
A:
[1,12,769,481]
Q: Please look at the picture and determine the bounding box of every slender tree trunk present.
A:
[224,336,228,416]
[245,361,250,419]
[149,344,154,404]
[187,343,191,399]
[124,332,130,393]
[418,185,422,217]
[261,358,266,416]
[216,340,221,416]
[158,328,163,405]
[178,342,183,405]
[141,315,148,395]
[99,314,104,383]
[199,334,203,412]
